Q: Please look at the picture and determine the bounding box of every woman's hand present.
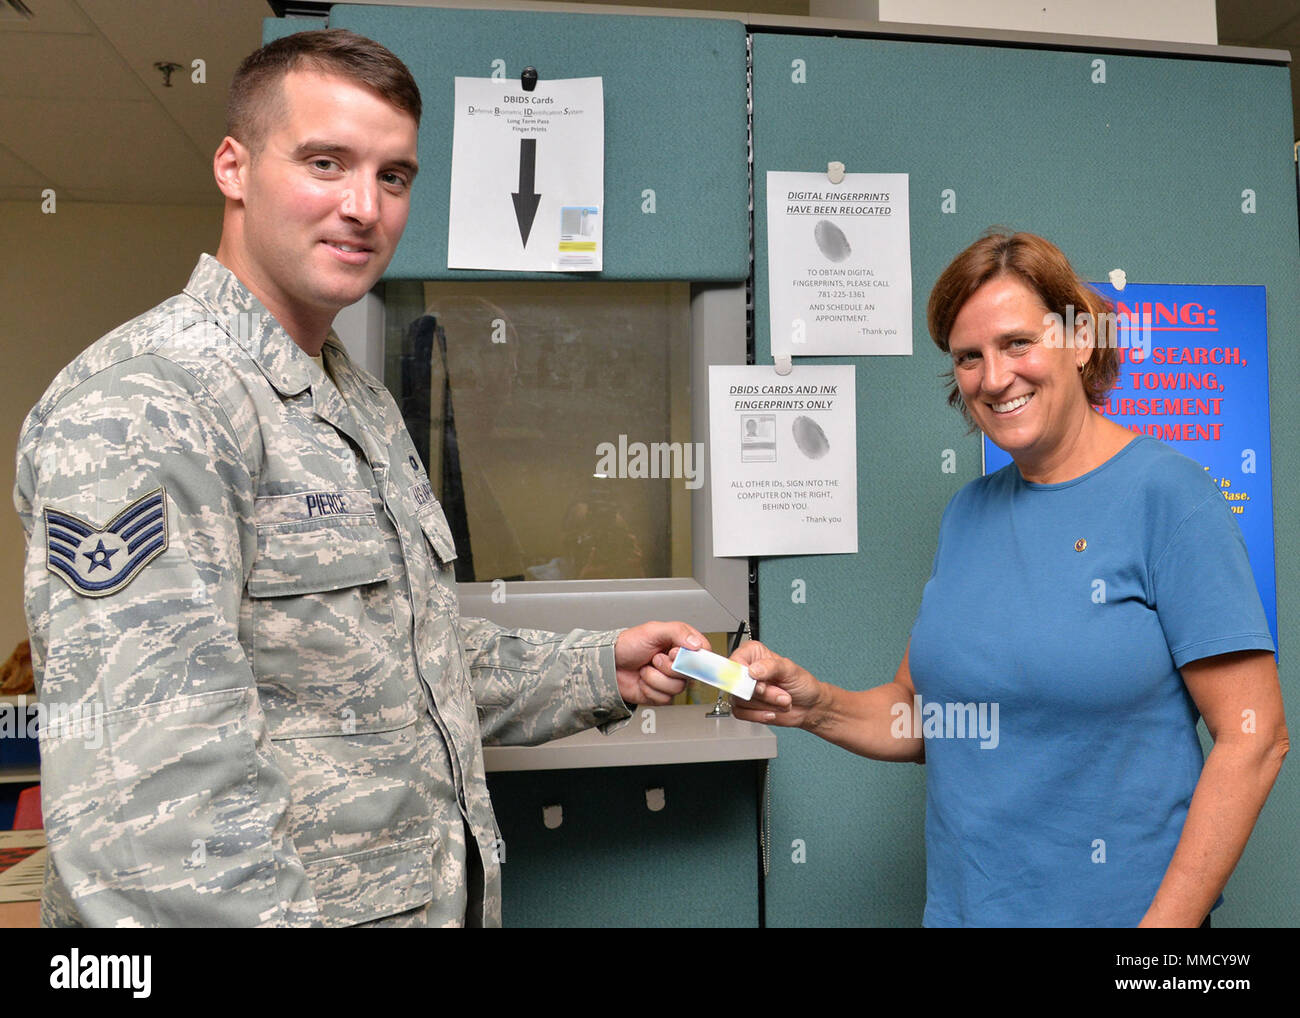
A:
[727,640,825,729]
[717,640,925,763]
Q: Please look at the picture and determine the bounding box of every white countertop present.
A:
[483,703,778,772]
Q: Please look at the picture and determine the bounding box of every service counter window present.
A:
[378,280,748,635]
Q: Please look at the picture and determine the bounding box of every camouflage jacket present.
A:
[14,255,629,927]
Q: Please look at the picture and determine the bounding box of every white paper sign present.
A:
[449,77,604,271]
[767,171,912,356]
[710,365,858,557]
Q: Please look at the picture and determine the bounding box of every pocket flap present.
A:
[305,834,436,926]
[248,520,394,597]
[417,506,459,566]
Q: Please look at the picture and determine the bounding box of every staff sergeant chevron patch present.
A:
[43,488,169,597]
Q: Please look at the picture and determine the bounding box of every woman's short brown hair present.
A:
[226,29,422,154]
[927,230,1119,423]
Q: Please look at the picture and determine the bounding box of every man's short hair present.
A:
[226,28,422,153]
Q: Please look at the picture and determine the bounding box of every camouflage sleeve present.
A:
[457,619,631,746]
[13,357,320,927]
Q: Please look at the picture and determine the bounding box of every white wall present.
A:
[0,200,223,660]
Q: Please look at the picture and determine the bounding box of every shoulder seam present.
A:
[1150,489,1232,578]
[162,358,254,473]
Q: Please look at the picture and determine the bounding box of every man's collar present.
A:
[183,254,312,398]
[321,332,386,394]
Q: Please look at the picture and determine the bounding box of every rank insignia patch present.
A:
[44,488,169,597]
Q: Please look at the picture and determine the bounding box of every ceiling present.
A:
[1,0,1296,206]
[0,0,274,204]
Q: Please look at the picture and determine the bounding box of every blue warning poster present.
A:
[983,283,1277,648]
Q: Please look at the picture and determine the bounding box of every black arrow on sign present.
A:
[511,138,541,248]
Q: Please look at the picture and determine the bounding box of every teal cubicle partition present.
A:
[752,32,1299,927]
[329,4,750,281]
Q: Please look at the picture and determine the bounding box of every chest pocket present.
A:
[413,504,460,614]
[247,512,417,739]
[408,502,480,714]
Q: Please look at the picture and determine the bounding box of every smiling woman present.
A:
[727,230,1287,928]
[926,230,1128,483]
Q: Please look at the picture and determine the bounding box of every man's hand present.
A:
[614,621,707,705]
[727,641,820,728]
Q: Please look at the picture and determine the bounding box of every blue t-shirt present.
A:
[908,436,1274,927]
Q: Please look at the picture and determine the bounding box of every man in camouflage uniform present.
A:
[14,29,703,927]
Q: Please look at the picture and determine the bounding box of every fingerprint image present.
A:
[813,219,851,263]
[792,415,830,459]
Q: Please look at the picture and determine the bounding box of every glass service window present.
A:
[383,280,695,585]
